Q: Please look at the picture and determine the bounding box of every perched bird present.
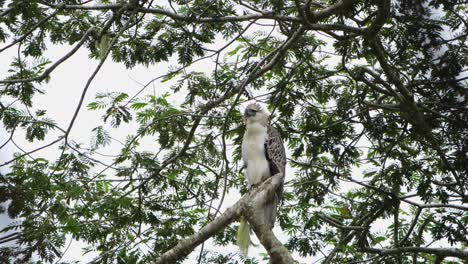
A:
[237,103,286,256]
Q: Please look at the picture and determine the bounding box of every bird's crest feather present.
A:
[246,102,262,112]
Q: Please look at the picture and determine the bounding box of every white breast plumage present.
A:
[242,123,270,187]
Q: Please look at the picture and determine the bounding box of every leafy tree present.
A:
[1,0,467,263]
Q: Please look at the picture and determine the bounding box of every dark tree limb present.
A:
[248,222,295,264]
[399,207,422,246]
[363,247,468,260]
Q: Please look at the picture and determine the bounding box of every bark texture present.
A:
[153,173,295,264]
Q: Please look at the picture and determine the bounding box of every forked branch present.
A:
[153,173,294,264]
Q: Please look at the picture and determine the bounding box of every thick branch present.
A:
[248,222,295,264]
[363,0,391,35]
[43,0,362,27]
[42,2,298,22]
[311,0,357,21]
[244,174,295,264]
[153,173,286,264]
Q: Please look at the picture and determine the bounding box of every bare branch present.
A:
[0,137,63,167]
[363,247,468,260]
[399,207,422,246]
[401,200,468,211]
[0,27,96,84]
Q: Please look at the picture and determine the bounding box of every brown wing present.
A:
[265,124,286,200]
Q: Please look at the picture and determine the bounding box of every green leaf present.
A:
[227,46,242,56]
[130,102,147,110]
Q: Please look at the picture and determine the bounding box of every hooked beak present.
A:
[245,108,257,117]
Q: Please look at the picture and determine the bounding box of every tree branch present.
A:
[399,207,422,246]
[363,247,468,260]
[42,0,364,28]
[0,27,96,84]
[244,174,295,264]
[153,173,287,264]
[0,8,61,54]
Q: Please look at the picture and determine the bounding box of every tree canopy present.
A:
[0,0,467,263]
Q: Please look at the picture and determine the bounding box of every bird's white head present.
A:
[243,103,269,126]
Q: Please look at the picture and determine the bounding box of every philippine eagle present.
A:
[237,103,286,256]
